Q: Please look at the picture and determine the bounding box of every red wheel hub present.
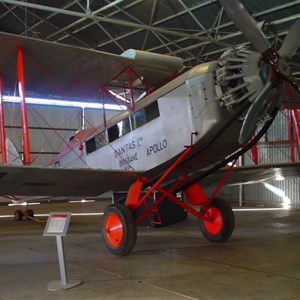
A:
[203,207,223,235]
[105,213,123,247]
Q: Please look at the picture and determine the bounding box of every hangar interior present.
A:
[0,1,300,300]
[0,0,299,66]
[0,0,299,207]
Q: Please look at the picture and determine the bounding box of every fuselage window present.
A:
[145,101,160,122]
[95,133,107,149]
[117,117,131,137]
[131,109,146,130]
[86,137,96,154]
[108,124,119,142]
[131,101,160,130]
[86,131,107,154]
[85,101,161,150]
[108,117,131,142]
[107,101,160,142]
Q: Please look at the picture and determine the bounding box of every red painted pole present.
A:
[284,84,300,161]
[291,103,300,161]
[0,76,7,164]
[128,68,135,111]
[101,92,107,128]
[17,48,30,165]
[250,143,258,165]
[285,109,295,162]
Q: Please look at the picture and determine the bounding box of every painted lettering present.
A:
[114,141,136,158]
[137,137,143,147]
[119,153,138,167]
[146,139,168,156]
[114,137,143,158]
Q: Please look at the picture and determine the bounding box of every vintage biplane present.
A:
[0,0,299,255]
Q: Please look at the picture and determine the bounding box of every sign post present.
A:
[44,212,81,291]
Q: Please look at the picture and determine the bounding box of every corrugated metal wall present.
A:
[3,102,300,207]
[220,110,300,208]
[2,102,120,166]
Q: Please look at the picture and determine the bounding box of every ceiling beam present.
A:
[0,0,231,48]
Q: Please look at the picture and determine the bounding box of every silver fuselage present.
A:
[54,60,245,177]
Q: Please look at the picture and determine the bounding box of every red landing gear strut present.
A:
[102,146,236,256]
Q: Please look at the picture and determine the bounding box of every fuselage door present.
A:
[188,82,207,119]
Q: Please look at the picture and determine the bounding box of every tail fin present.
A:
[5,138,23,165]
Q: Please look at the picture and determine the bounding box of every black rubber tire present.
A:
[24,209,34,219]
[199,198,235,243]
[14,210,23,221]
[102,203,137,256]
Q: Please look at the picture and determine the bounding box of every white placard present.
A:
[44,212,71,236]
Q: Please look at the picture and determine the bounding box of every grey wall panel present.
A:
[220,178,300,208]
[29,153,58,166]
[4,103,81,128]
[265,111,288,141]
[2,103,120,165]
[219,110,300,208]
[4,127,77,165]
[243,145,294,165]
[84,108,119,128]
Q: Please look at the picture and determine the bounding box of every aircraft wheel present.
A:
[14,210,23,221]
[102,203,137,256]
[199,198,235,243]
[24,209,34,219]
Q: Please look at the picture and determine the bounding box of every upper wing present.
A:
[0,164,142,197]
[199,162,300,186]
[0,32,183,100]
[0,31,132,100]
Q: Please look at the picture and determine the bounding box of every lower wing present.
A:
[0,165,142,197]
[198,162,300,186]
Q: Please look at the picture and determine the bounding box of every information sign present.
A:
[44,212,71,237]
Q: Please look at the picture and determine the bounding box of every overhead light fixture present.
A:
[0,212,104,218]
[68,199,96,203]
[233,208,285,212]
[2,96,127,111]
[8,202,40,206]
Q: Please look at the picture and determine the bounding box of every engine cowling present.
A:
[215,48,265,110]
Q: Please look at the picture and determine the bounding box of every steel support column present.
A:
[285,108,296,162]
[0,76,7,164]
[291,103,300,161]
[17,48,30,165]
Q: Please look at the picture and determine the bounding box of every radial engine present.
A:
[215,47,272,122]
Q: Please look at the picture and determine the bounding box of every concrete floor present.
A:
[0,200,300,300]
